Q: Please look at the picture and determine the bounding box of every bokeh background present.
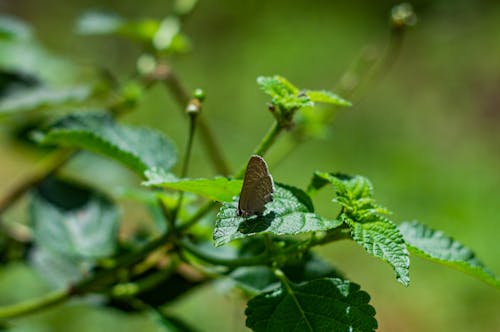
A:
[1,0,499,331]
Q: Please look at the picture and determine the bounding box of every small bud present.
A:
[193,88,206,101]
[268,103,276,113]
[137,54,157,76]
[391,3,417,28]
[186,98,202,115]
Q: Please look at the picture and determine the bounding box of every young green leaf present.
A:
[305,90,352,107]
[0,85,91,116]
[143,170,242,202]
[214,184,342,247]
[257,75,312,111]
[33,112,177,176]
[30,177,120,259]
[245,277,377,332]
[312,172,410,286]
[399,221,500,288]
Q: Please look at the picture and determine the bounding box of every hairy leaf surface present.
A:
[214,184,341,246]
[34,112,177,176]
[246,278,377,332]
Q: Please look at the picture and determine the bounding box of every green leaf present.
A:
[149,309,199,332]
[0,15,32,41]
[305,90,352,107]
[214,184,342,247]
[399,221,500,288]
[257,75,312,111]
[143,170,242,202]
[33,112,177,176]
[245,277,377,332]
[346,216,410,286]
[76,12,190,53]
[311,172,409,286]
[76,11,159,42]
[30,177,120,259]
[0,85,91,116]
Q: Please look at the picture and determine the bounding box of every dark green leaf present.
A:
[246,277,377,332]
[33,112,177,176]
[305,90,352,106]
[399,221,500,288]
[0,85,91,116]
[30,177,120,259]
[214,184,342,247]
[143,171,242,202]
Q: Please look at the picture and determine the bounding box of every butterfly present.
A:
[237,155,275,217]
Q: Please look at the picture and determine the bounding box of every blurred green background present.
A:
[1,0,499,331]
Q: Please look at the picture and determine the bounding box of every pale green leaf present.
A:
[305,90,351,106]
[33,112,177,176]
[245,278,377,332]
[0,85,91,116]
[399,221,499,288]
[257,75,312,111]
[30,177,119,259]
[214,184,342,247]
[143,170,242,202]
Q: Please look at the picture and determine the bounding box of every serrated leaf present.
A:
[399,221,499,288]
[34,112,177,176]
[305,90,352,107]
[245,277,377,332]
[214,184,342,247]
[143,170,242,202]
[311,172,409,285]
[0,85,91,116]
[347,217,410,286]
[30,177,120,259]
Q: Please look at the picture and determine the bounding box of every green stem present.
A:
[179,238,268,268]
[161,66,231,176]
[235,121,282,178]
[177,200,218,231]
[0,289,71,320]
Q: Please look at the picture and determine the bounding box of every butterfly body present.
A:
[237,155,274,217]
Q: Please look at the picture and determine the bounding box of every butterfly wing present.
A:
[238,155,274,216]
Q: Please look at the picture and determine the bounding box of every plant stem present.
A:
[179,238,268,268]
[235,121,282,178]
[170,112,198,226]
[160,66,231,176]
[177,200,218,231]
[0,289,70,320]
[0,149,75,216]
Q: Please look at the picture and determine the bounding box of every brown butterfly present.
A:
[237,155,275,217]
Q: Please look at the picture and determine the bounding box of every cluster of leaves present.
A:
[0,5,498,332]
